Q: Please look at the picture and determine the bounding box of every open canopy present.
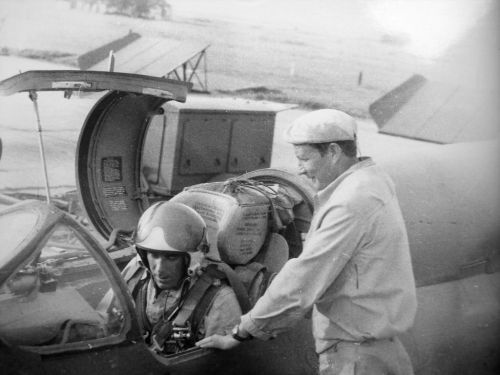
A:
[0,70,190,100]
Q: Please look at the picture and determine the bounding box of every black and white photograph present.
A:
[0,1,498,374]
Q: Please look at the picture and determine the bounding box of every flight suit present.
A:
[122,256,242,352]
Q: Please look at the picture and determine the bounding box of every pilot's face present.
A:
[146,251,186,290]
[294,144,336,190]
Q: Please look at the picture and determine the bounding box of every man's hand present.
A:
[195,334,241,350]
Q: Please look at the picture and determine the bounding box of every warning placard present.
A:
[103,185,127,198]
[102,157,122,182]
[108,199,129,212]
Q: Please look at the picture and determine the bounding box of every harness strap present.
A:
[234,262,270,306]
[212,262,252,313]
[234,262,266,289]
[148,279,190,352]
[172,272,214,327]
[191,285,220,340]
[151,271,221,352]
[135,278,151,335]
[122,260,146,298]
[246,262,267,281]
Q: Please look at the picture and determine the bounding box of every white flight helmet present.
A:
[135,201,208,268]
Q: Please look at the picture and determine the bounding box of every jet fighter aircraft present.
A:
[0,69,498,375]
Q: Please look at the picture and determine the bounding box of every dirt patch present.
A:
[217,86,288,102]
[0,47,78,66]
[215,86,366,115]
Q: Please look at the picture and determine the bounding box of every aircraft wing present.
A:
[370,5,499,144]
[369,75,498,144]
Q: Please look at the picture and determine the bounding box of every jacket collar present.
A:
[314,157,374,208]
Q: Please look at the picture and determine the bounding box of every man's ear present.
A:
[328,143,341,160]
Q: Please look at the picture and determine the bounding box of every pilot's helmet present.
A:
[135,201,207,266]
[284,109,357,144]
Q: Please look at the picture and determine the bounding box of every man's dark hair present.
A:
[309,140,357,157]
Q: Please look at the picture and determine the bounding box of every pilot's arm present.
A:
[200,285,241,337]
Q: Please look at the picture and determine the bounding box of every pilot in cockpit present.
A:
[119,201,241,354]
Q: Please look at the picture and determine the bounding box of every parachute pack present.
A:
[171,178,296,266]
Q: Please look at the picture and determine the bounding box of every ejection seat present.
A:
[170,170,315,311]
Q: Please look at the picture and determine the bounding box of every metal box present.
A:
[142,97,282,195]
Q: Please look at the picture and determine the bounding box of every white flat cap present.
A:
[284,109,357,144]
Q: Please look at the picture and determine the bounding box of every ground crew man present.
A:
[122,201,241,354]
[197,109,417,375]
